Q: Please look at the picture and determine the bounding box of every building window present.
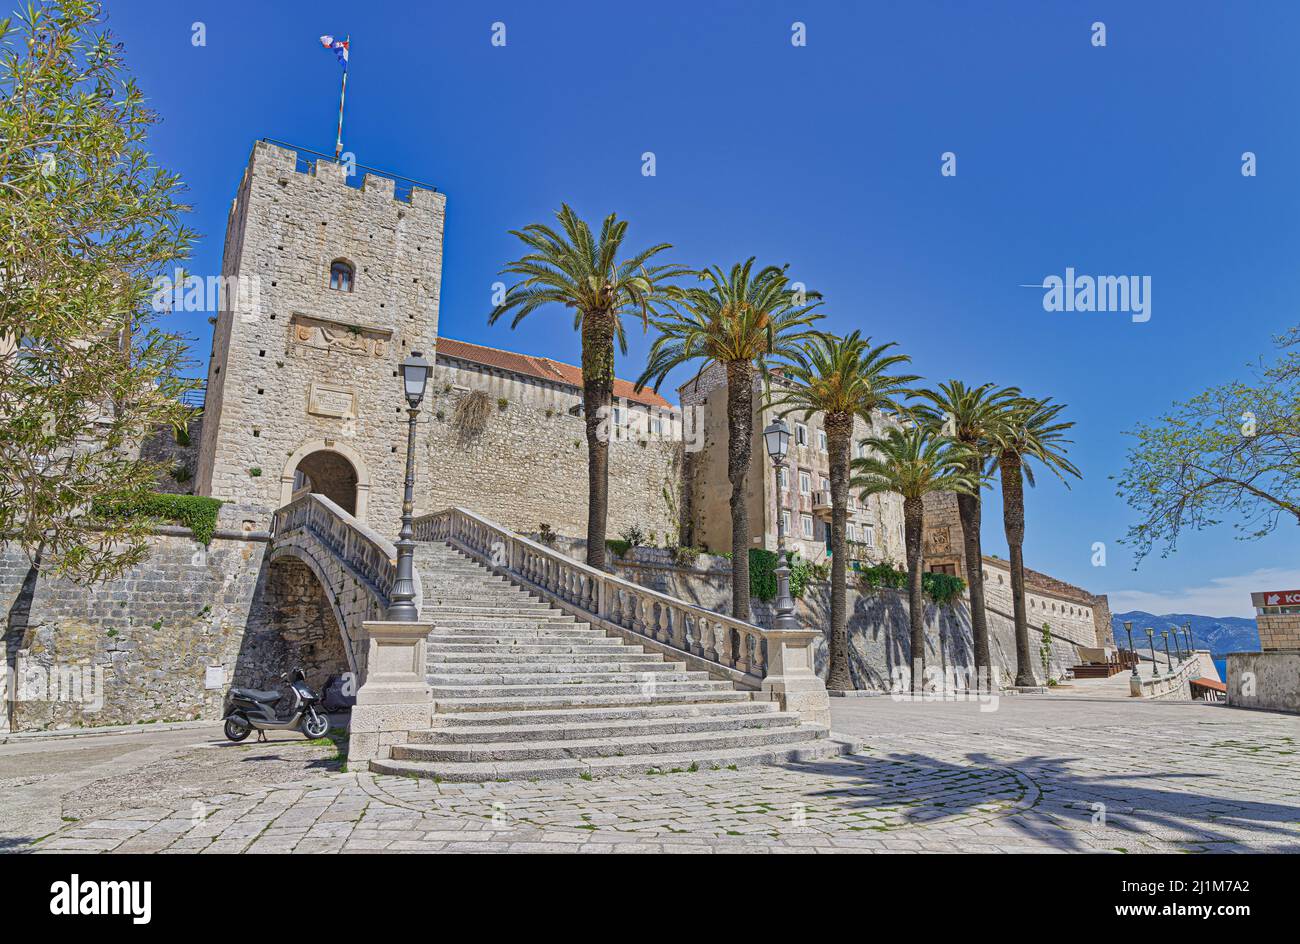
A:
[801,514,813,538]
[817,430,827,452]
[781,510,792,535]
[778,467,789,490]
[820,476,830,493]
[799,471,811,495]
[864,524,875,548]
[847,523,856,542]
[796,423,808,446]
[329,259,354,292]
[612,406,623,427]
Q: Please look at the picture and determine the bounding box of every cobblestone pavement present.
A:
[7,698,1299,854]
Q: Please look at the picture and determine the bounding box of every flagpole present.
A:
[334,34,349,160]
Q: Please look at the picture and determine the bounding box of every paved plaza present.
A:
[3,697,1297,854]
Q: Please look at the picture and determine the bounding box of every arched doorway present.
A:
[280,441,371,520]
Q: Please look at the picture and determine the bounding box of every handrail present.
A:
[413,507,786,687]
[271,493,410,609]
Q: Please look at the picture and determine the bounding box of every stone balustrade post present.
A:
[761,628,831,726]
[348,620,433,762]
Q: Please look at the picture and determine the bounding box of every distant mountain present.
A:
[1112,611,1260,657]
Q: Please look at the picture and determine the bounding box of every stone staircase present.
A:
[368,542,844,782]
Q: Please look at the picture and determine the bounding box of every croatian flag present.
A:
[319,35,349,69]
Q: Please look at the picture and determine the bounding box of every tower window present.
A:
[329,259,355,292]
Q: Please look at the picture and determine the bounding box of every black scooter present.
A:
[222,668,330,742]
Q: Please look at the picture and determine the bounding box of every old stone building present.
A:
[678,362,908,565]
[195,141,679,540]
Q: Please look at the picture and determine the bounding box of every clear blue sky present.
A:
[104,0,1300,616]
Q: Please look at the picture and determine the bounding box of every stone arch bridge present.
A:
[265,494,421,686]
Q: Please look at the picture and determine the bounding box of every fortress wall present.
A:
[423,358,682,544]
[0,533,269,731]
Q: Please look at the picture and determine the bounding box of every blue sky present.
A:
[103,0,1300,616]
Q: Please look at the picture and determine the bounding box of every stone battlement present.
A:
[245,139,443,213]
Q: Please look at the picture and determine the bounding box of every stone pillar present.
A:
[348,620,433,763]
[761,629,832,727]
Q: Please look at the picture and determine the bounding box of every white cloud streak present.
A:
[1105,567,1300,619]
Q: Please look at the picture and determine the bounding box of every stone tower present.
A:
[195,140,446,531]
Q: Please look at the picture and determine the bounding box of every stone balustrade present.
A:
[1129,652,1203,699]
[414,507,830,724]
[272,493,414,612]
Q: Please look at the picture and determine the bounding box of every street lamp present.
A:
[1123,619,1139,680]
[1183,622,1194,656]
[1145,627,1157,676]
[762,418,799,632]
[1161,629,1174,671]
[386,350,430,622]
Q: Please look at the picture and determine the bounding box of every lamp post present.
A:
[762,418,799,632]
[1123,619,1139,679]
[1161,629,1173,671]
[1183,622,1194,657]
[1145,627,1157,676]
[385,350,430,622]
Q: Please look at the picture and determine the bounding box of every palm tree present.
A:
[768,331,917,690]
[490,205,687,568]
[988,396,1081,686]
[911,381,1021,691]
[852,426,979,694]
[637,259,822,619]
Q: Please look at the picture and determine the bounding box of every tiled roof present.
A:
[435,337,672,409]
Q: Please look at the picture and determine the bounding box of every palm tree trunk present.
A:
[956,490,991,690]
[581,314,615,569]
[999,452,1034,686]
[903,495,925,694]
[725,359,754,620]
[825,412,853,690]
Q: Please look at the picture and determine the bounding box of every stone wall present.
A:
[0,530,352,732]
[423,359,682,544]
[981,557,1103,650]
[1226,651,1300,714]
[139,416,203,495]
[1256,611,1300,650]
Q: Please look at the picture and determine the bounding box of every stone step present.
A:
[428,650,663,664]
[426,669,702,687]
[391,722,826,764]
[426,621,585,633]
[372,738,847,782]
[429,677,722,699]
[411,710,803,744]
[432,700,778,727]
[432,689,754,713]
[426,642,643,656]
[422,602,558,614]
[426,626,609,639]
[426,660,682,675]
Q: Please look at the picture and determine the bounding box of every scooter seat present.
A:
[231,687,281,703]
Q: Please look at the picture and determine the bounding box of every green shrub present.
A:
[619,524,646,547]
[748,548,819,601]
[605,538,632,559]
[858,561,966,606]
[92,493,224,545]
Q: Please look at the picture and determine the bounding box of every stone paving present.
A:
[6,697,1299,854]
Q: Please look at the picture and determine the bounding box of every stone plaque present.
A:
[308,382,358,420]
[924,527,951,554]
[204,665,226,690]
